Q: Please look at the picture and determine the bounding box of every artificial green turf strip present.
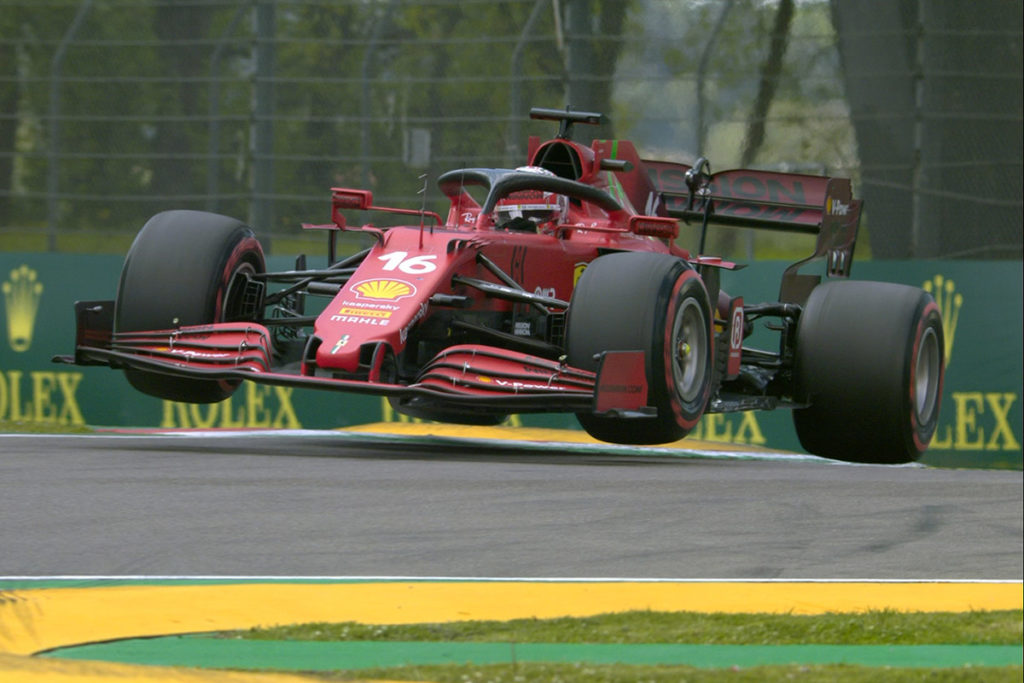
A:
[44,637,1024,670]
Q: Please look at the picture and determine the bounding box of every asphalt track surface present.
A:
[1,426,1022,680]
[1,427,1021,579]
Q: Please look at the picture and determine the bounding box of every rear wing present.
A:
[644,159,863,304]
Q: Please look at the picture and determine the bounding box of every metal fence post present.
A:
[564,0,594,115]
[207,5,248,214]
[361,0,400,191]
[506,0,548,164]
[250,0,275,248]
[46,0,93,252]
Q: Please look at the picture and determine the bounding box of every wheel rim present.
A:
[914,325,941,423]
[671,297,708,404]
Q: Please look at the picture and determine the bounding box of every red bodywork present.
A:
[60,109,862,423]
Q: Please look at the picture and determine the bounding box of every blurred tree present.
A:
[0,3,76,227]
[0,11,18,226]
[563,0,630,142]
[150,2,215,200]
[832,0,1023,259]
[740,0,794,167]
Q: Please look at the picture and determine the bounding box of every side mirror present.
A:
[629,215,678,240]
[331,188,374,227]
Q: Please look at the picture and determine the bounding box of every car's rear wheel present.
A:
[792,280,944,464]
[566,252,713,444]
[115,210,265,403]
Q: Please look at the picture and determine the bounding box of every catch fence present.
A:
[0,0,1020,259]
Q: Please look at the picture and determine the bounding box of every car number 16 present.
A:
[377,252,438,274]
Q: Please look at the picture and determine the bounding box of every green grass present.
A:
[221,610,1023,682]
[0,419,92,434]
[307,662,1021,682]
[233,610,1023,646]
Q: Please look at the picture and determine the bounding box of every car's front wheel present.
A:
[115,210,265,403]
[566,252,713,444]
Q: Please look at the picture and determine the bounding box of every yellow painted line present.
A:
[342,422,776,453]
[1,581,1020,656]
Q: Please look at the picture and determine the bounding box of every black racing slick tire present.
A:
[115,210,266,403]
[792,280,944,464]
[566,252,714,444]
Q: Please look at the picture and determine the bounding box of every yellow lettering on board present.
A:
[218,394,245,429]
[4,370,24,419]
[56,372,84,424]
[701,413,732,442]
[985,393,1020,451]
[732,411,766,445]
[246,384,272,428]
[952,392,985,450]
[188,403,219,429]
[161,400,189,428]
[271,387,300,428]
[31,372,58,422]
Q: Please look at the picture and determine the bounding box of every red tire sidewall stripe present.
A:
[662,268,712,431]
[213,232,264,394]
[214,234,263,322]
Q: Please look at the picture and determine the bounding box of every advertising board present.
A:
[2,254,1019,469]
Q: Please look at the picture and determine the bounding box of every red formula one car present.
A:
[57,108,944,464]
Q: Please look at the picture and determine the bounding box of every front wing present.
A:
[53,301,651,418]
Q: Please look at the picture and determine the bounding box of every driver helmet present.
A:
[494,167,568,231]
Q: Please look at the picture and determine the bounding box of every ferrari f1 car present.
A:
[57,108,944,464]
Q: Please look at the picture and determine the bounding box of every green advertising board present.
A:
[1,253,1020,469]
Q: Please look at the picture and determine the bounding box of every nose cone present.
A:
[315,332,363,373]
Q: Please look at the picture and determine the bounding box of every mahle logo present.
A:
[2,264,43,352]
[922,274,962,364]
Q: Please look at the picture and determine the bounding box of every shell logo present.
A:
[351,278,417,301]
